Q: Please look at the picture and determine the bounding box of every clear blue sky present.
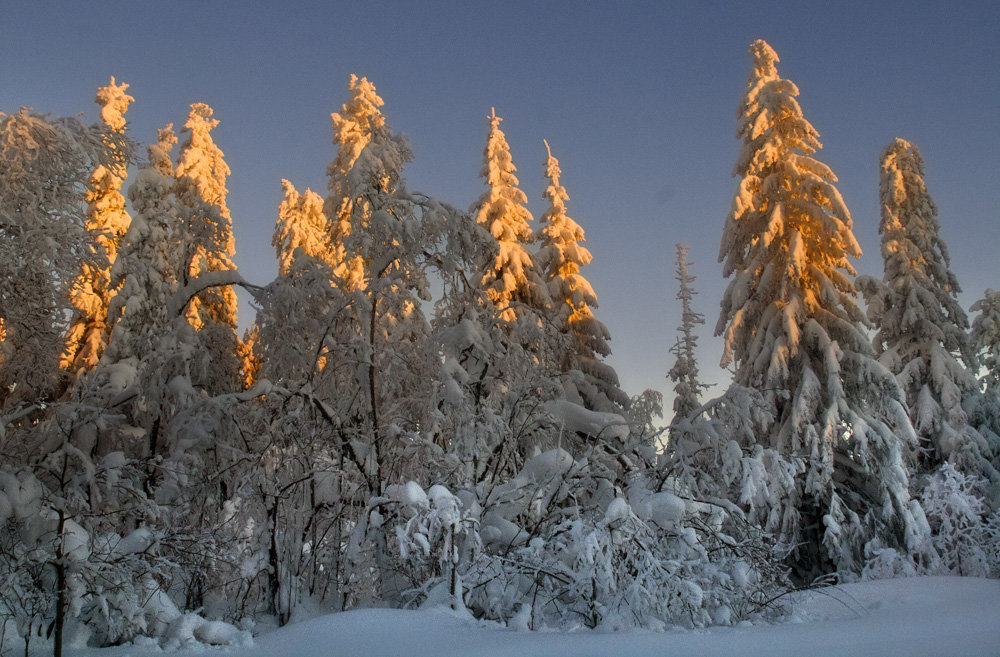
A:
[3,1,998,410]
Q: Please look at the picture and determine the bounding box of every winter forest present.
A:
[1,35,999,656]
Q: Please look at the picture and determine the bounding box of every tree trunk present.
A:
[53,509,66,657]
[267,496,286,625]
[368,294,382,494]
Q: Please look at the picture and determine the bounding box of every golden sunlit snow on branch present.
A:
[62,77,134,377]
[326,74,386,288]
[275,179,332,275]
[472,108,548,323]
[175,102,244,391]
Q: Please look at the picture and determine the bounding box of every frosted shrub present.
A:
[920,463,1000,577]
[381,450,785,630]
[353,482,476,610]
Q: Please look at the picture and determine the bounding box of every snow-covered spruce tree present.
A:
[716,40,929,580]
[967,289,1000,508]
[83,114,261,618]
[306,81,457,606]
[325,74,384,288]
[857,138,995,489]
[62,77,134,379]
[472,108,549,325]
[425,112,559,482]
[537,140,627,412]
[257,178,342,384]
[174,103,243,393]
[102,125,184,375]
[971,289,1000,399]
[668,243,708,426]
[423,202,550,486]
[0,109,128,408]
[318,77,434,495]
[175,103,236,323]
[275,179,335,275]
[348,120,439,496]
[74,122,214,624]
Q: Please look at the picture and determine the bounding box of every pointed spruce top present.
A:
[748,39,779,78]
[95,76,134,132]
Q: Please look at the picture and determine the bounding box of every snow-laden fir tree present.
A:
[103,124,180,366]
[325,74,384,288]
[471,109,549,323]
[967,288,1000,504]
[175,102,237,327]
[717,40,929,579]
[174,103,243,392]
[275,179,334,275]
[258,178,339,381]
[63,77,134,377]
[536,140,626,411]
[339,105,434,494]
[425,122,574,486]
[256,179,342,384]
[99,124,250,613]
[971,289,1000,399]
[668,243,707,424]
[857,138,995,485]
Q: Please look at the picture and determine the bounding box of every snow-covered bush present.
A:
[919,462,1000,577]
[0,421,172,653]
[378,449,786,630]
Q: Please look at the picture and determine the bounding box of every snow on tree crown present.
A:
[95,76,133,132]
[748,39,779,78]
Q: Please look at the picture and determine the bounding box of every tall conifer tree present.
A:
[471,109,548,323]
[104,125,180,365]
[537,140,624,410]
[63,77,134,376]
[325,74,384,288]
[972,289,1000,400]
[858,138,988,477]
[668,243,706,423]
[274,179,333,275]
[174,103,241,391]
[717,40,928,578]
[175,103,237,328]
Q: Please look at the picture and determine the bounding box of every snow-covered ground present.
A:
[69,576,1000,657]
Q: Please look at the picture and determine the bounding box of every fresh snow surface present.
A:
[66,577,1000,657]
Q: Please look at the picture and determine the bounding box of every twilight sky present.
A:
[3,1,998,411]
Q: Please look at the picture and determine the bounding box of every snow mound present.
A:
[160,612,251,651]
[64,577,1000,657]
